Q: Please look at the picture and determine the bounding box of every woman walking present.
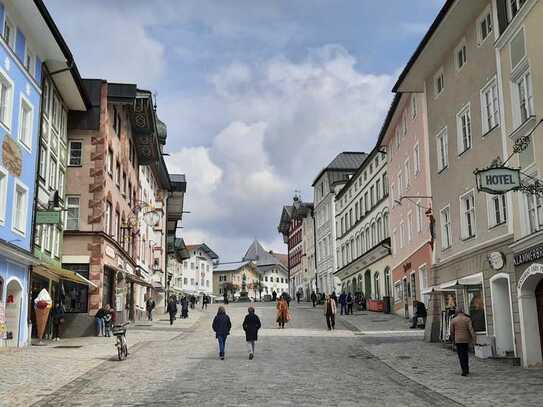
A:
[212,306,232,360]
[167,297,177,325]
[276,296,289,329]
[52,302,65,341]
[242,306,261,360]
[324,295,337,330]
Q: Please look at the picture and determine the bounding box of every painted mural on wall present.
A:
[2,135,22,176]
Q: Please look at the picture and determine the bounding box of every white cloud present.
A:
[167,45,394,260]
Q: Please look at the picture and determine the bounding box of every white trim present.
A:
[476,5,494,47]
[439,204,452,250]
[437,233,513,266]
[17,92,34,153]
[459,189,477,241]
[0,164,7,225]
[489,272,517,357]
[11,178,29,237]
[0,32,41,93]
[0,65,14,131]
[433,67,444,98]
[454,38,467,72]
[456,102,472,155]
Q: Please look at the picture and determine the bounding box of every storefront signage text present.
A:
[105,245,116,259]
[514,245,543,266]
[36,211,61,225]
[475,167,520,195]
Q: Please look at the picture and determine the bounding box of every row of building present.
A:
[278,0,543,368]
[0,0,189,346]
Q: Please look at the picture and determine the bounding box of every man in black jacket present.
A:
[242,306,262,360]
[410,300,427,329]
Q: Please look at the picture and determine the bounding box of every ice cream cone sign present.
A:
[34,289,52,341]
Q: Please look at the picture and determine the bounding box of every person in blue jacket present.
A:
[212,306,232,360]
[339,291,348,315]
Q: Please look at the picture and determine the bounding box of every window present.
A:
[467,285,486,332]
[0,71,13,129]
[39,145,47,180]
[440,206,452,249]
[488,194,507,228]
[404,159,410,189]
[481,79,500,134]
[516,70,534,125]
[0,168,7,224]
[58,169,65,198]
[12,181,28,235]
[112,106,121,137]
[416,201,423,233]
[526,194,543,234]
[508,0,527,20]
[25,47,35,77]
[434,68,444,96]
[436,128,448,172]
[460,191,476,240]
[62,264,90,313]
[455,40,467,70]
[382,172,388,195]
[18,97,33,150]
[478,8,493,44]
[457,104,472,154]
[400,221,406,249]
[407,211,413,242]
[397,172,403,196]
[376,179,381,201]
[414,144,421,175]
[106,148,113,175]
[105,201,112,235]
[411,95,417,119]
[49,157,57,190]
[115,161,120,186]
[68,141,82,166]
[3,17,15,49]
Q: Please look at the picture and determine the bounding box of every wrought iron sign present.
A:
[474,164,521,195]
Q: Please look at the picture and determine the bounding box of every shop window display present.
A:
[467,285,486,332]
[62,264,89,313]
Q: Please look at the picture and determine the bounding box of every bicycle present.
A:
[112,322,129,361]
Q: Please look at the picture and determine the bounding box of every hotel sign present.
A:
[475,167,520,195]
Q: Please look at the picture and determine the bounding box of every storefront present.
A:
[512,237,543,367]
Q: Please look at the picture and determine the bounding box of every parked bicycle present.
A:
[112,322,129,361]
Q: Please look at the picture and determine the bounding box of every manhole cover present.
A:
[371,319,389,323]
[396,355,411,360]
[54,345,83,349]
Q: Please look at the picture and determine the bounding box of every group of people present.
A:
[95,304,115,337]
[212,306,261,360]
[166,295,195,324]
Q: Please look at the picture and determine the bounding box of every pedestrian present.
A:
[311,291,317,308]
[331,291,337,304]
[202,295,209,310]
[167,297,177,325]
[52,302,65,341]
[190,295,196,309]
[281,291,291,306]
[296,290,301,304]
[242,306,261,360]
[103,308,113,337]
[410,300,427,329]
[450,306,475,376]
[276,296,289,328]
[339,291,347,315]
[347,293,354,315]
[212,306,232,360]
[272,290,277,302]
[324,295,336,330]
[95,305,109,336]
[146,297,155,321]
[180,296,189,319]
[223,292,229,305]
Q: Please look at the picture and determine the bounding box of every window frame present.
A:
[3,16,15,50]
[413,143,421,176]
[17,93,34,151]
[455,39,467,71]
[459,190,477,241]
[477,6,493,45]
[487,193,507,229]
[0,67,14,131]
[0,165,7,225]
[436,127,448,172]
[456,103,472,155]
[480,77,500,135]
[440,205,452,250]
[68,140,83,166]
[65,195,81,231]
[11,179,29,237]
[433,67,445,97]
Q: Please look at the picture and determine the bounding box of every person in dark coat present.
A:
[347,293,354,315]
[311,291,317,308]
[331,291,338,304]
[167,298,177,325]
[272,291,277,301]
[212,306,232,360]
[180,297,189,319]
[410,300,428,329]
[338,291,347,315]
[52,302,65,341]
[242,306,262,360]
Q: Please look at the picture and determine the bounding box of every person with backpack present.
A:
[242,306,262,360]
[212,306,232,360]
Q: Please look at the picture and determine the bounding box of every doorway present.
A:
[364,270,371,299]
[536,279,543,358]
[490,275,515,357]
[5,279,23,347]
[517,263,543,367]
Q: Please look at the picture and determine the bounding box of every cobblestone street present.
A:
[2,303,542,406]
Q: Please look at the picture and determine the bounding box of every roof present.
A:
[243,240,282,266]
[312,152,367,186]
[214,261,253,272]
[185,243,219,260]
[272,253,288,268]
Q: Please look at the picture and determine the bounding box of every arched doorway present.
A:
[490,274,515,357]
[364,270,371,299]
[5,279,23,347]
[351,277,357,294]
[518,263,543,367]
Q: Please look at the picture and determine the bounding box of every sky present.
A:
[45,0,444,262]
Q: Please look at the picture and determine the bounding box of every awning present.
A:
[151,281,164,292]
[126,274,153,288]
[440,273,483,289]
[34,263,97,288]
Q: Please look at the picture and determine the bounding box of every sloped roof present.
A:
[214,261,252,272]
[312,152,367,186]
[272,253,288,268]
[185,243,219,260]
[243,240,285,267]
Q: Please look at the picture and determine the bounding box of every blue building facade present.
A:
[0,1,42,347]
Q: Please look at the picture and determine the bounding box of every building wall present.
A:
[426,1,510,278]
[181,249,214,296]
[314,176,336,294]
[301,211,315,298]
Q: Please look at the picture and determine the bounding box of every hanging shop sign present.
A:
[475,167,521,195]
[35,211,61,225]
[514,244,543,266]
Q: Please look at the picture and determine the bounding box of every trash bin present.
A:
[383,296,391,314]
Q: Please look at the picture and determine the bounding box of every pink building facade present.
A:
[380,93,433,318]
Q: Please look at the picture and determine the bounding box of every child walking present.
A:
[242,306,261,360]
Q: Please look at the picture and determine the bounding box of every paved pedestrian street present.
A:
[3,303,543,407]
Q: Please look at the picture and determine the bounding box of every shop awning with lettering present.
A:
[439,273,483,289]
[34,263,97,288]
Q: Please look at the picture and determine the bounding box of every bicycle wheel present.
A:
[123,343,128,359]
[117,344,123,361]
